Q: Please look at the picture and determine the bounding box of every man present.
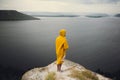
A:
[55,29,69,72]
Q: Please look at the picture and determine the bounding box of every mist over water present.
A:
[0,17,120,72]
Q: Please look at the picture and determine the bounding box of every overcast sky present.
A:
[0,0,120,13]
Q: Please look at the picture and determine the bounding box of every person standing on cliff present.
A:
[55,29,69,72]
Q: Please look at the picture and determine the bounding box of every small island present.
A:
[115,14,120,17]
[85,13,109,18]
[0,10,39,20]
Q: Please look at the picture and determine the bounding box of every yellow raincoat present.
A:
[56,29,69,65]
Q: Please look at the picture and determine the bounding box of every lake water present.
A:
[0,17,120,72]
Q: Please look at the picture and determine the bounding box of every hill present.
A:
[0,10,39,20]
[21,59,112,80]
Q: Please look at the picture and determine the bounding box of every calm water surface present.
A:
[0,17,120,72]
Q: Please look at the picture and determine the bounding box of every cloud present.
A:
[39,0,120,4]
[0,0,120,5]
[0,0,120,13]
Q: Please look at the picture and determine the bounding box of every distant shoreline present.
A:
[31,15,79,17]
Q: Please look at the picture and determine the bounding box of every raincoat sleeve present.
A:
[63,38,69,50]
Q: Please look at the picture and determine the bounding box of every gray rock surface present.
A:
[21,59,112,80]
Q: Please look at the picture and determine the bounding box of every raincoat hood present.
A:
[59,29,66,37]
